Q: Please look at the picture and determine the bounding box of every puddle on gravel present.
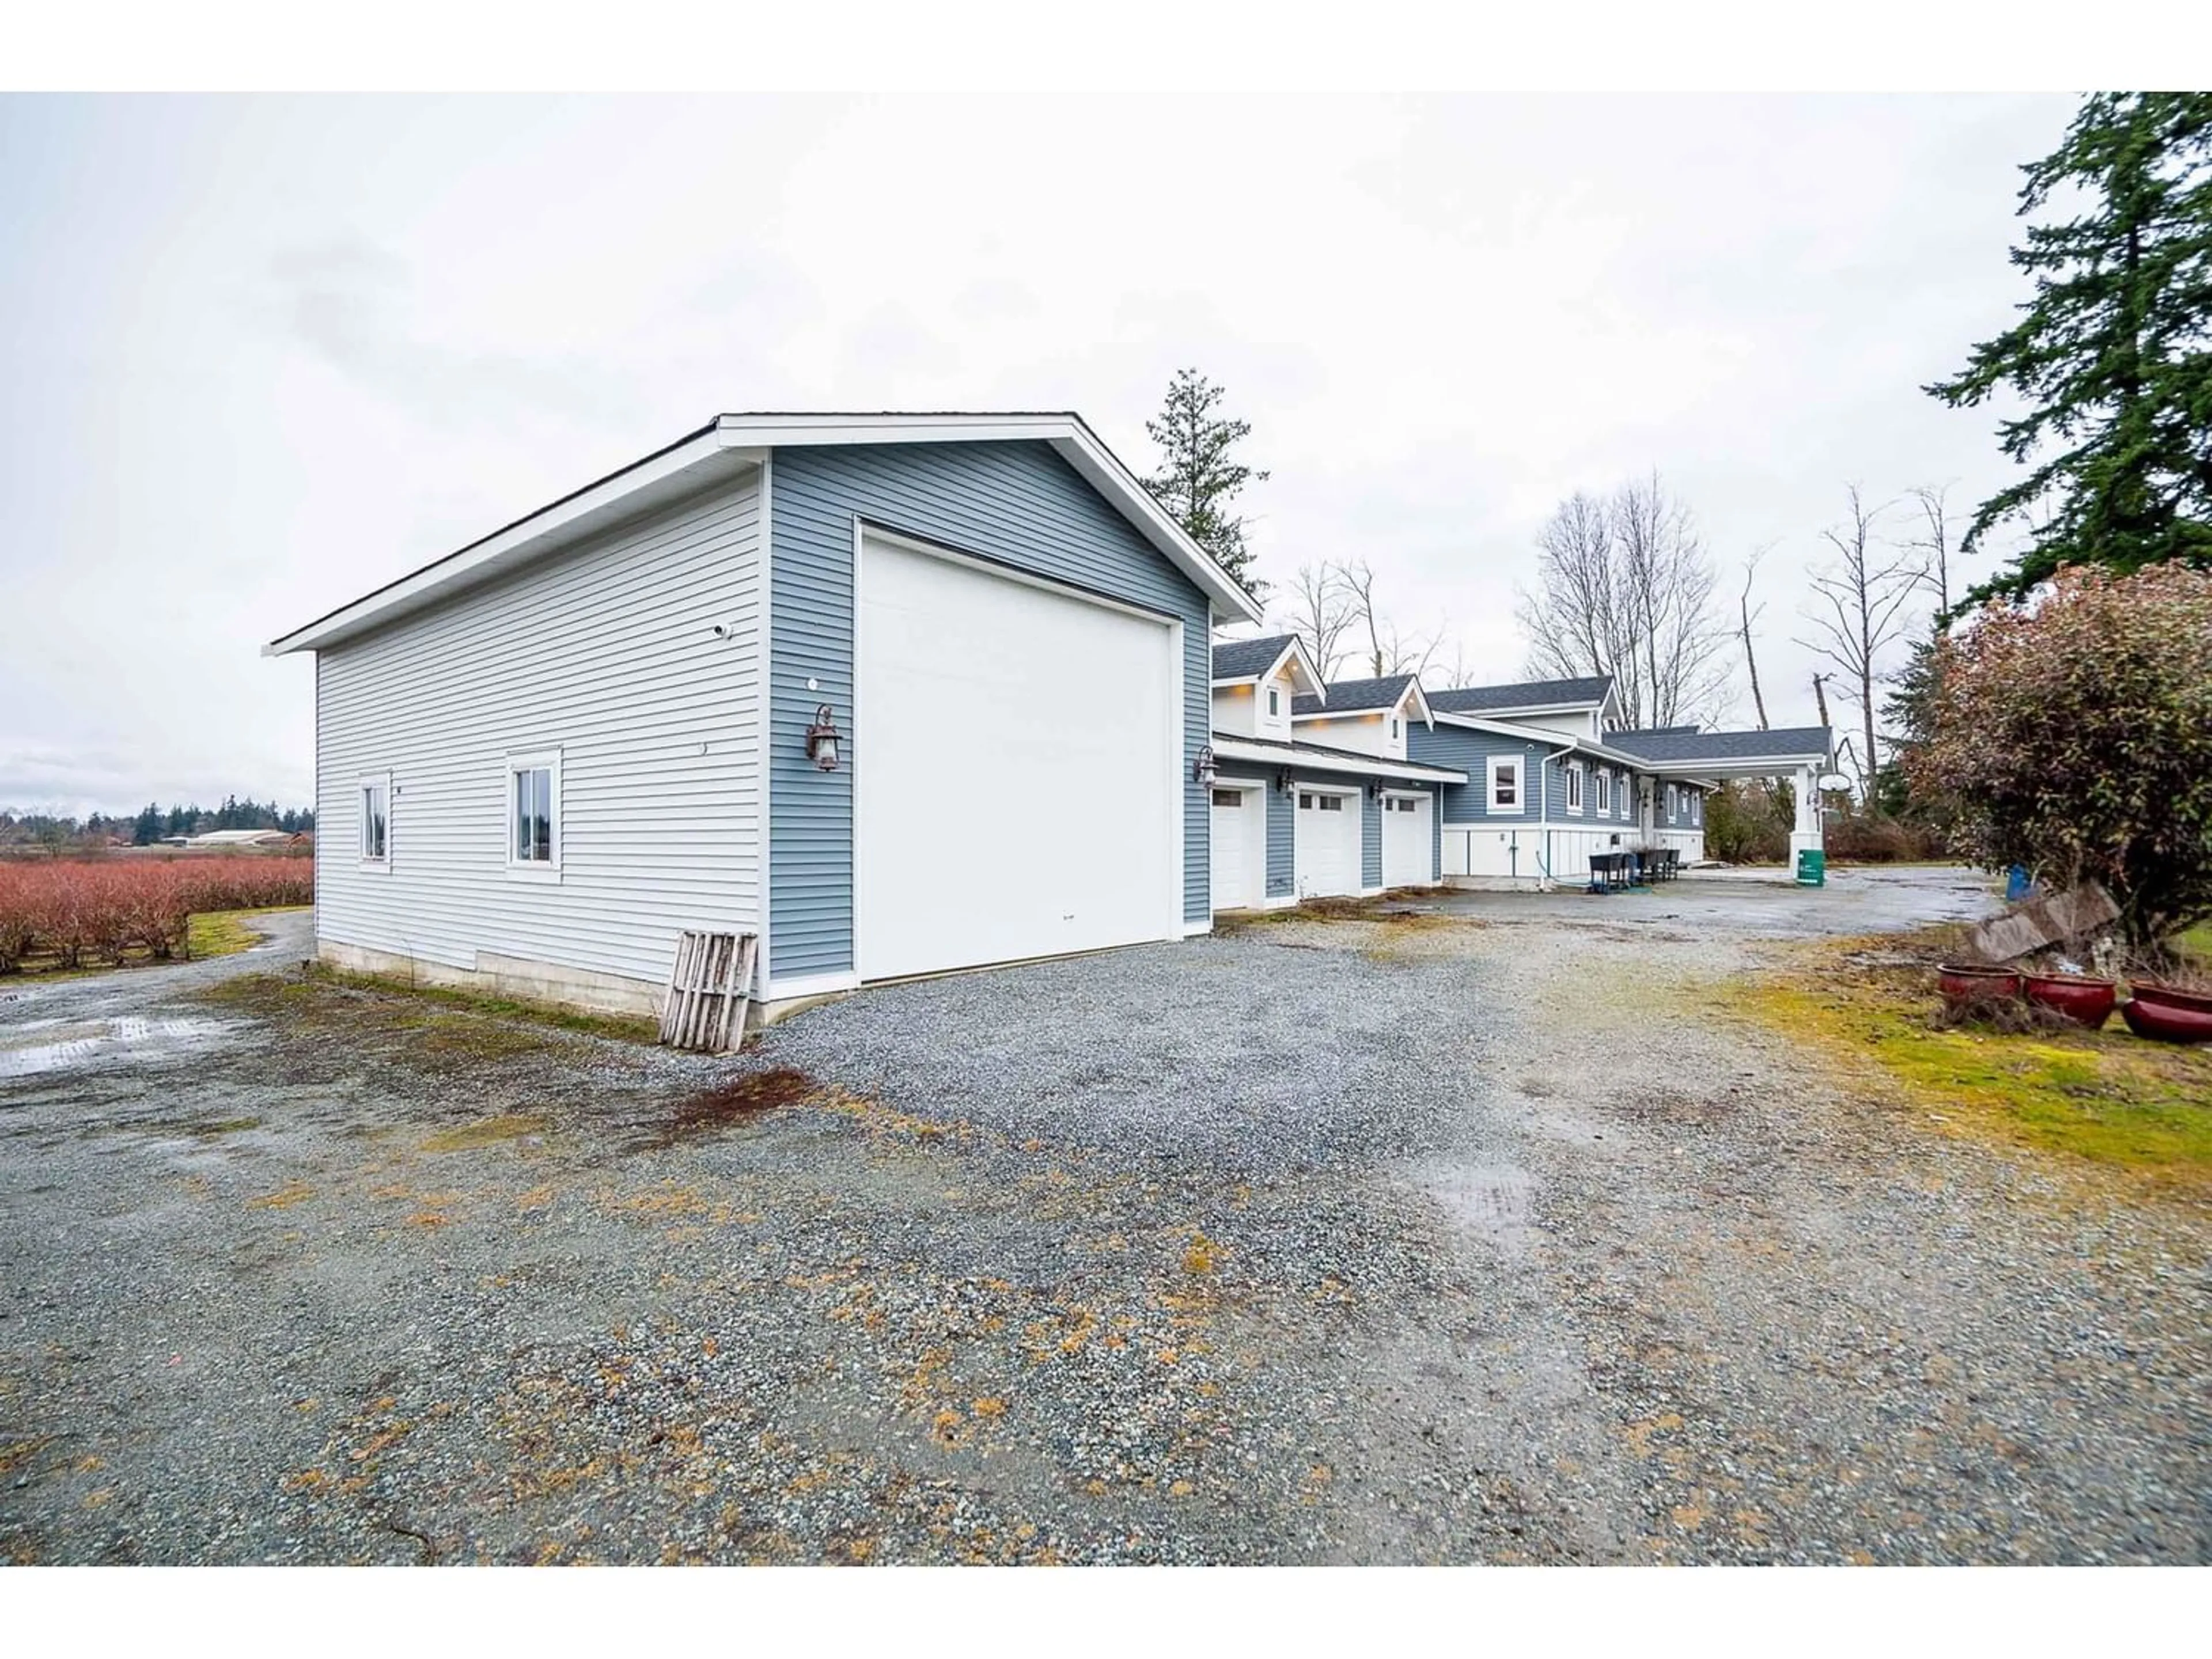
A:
[0,1016,237,1080]
[1421,1164,1538,1257]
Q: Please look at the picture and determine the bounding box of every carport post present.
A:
[1789,764,1823,861]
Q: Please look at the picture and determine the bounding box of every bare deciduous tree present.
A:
[1737,544,1773,731]
[1279,562,1358,680]
[1794,487,1925,803]
[1907,483,1958,613]
[1337,558,1441,678]
[1516,472,1733,729]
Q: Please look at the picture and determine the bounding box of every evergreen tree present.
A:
[132,803,162,846]
[1929,93,2212,601]
[1142,367,1270,597]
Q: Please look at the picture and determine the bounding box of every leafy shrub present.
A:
[1909,565,2212,949]
[0,856,312,973]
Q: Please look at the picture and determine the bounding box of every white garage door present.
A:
[857,535,1177,981]
[1209,786,1264,911]
[1381,791,1432,887]
[1294,787,1361,897]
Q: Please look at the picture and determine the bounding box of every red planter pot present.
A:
[2022,973,2116,1030]
[1938,964,2021,1007]
[2120,981,2212,1044]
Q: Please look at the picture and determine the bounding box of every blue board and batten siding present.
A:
[767,441,1214,982]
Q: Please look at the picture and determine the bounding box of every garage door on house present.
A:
[856,533,1179,981]
[1381,791,1432,888]
[1209,783,1265,911]
[1294,785,1361,897]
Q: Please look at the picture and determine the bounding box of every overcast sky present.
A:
[1,93,2070,816]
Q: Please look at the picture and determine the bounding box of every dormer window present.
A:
[1267,685,1280,717]
[1389,716,1400,741]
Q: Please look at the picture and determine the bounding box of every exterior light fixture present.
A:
[1274,768,1294,795]
[1193,744,1218,789]
[805,704,842,771]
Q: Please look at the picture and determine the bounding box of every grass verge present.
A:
[199,963,658,1053]
[1737,929,2212,1187]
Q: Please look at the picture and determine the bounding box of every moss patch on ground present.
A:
[1737,930,2212,1187]
[198,964,658,1059]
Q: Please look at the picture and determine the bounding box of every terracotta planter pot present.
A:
[1938,964,2021,1007]
[2121,981,2212,1044]
[2021,972,2116,1030]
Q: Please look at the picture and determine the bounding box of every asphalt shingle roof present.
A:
[1606,725,1833,763]
[1210,634,1303,681]
[1292,674,1417,717]
[1427,676,1614,714]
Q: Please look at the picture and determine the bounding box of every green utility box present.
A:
[1795,849,1826,887]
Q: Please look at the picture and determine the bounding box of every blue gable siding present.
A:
[1408,721,1557,823]
[767,441,1213,982]
[1362,789,1382,889]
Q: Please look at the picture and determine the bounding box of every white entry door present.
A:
[1381,791,1432,887]
[1294,788,1361,897]
[855,534,1178,981]
[1209,785,1264,911]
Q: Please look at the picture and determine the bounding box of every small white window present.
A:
[1691,791,1702,827]
[1390,717,1400,741]
[1267,687,1280,717]
[1666,785,1679,820]
[1318,794,1343,813]
[1489,756,1520,811]
[1566,763,1584,813]
[1594,769,1611,814]
[359,774,389,866]
[507,749,563,879]
[1213,789,1244,808]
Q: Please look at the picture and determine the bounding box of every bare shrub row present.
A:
[0,857,313,972]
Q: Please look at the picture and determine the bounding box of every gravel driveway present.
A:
[1,869,2205,1564]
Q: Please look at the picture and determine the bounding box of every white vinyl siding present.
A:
[358,773,389,868]
[313,472,764,987]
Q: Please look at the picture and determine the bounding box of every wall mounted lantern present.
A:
[1367,779,1384,802]
[1192,744,1218,790]
[1274,768,1294,795]
[805,704,843,771]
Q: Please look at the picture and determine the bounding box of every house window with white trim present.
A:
[1488,755,1521,812]
[1565,762,1584,814]
[507,749,562,876]
[359,774,389,866]
[1267,686,1280,717]
[1666,784,1679,821]
[1691,790,1702,827]
[1390,716,1400,741]
[1594,768,1611,815]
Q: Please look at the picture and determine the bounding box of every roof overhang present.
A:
[1292,676,1434,729]
[1210,736,1467,785]
[1431,709,1579,749]
[268,411,1264,656]
[1626,750,1833,779]
[1211,635,1326,700]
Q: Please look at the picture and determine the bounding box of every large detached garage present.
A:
[855,530,1179,980]
[269,412,1265,1024]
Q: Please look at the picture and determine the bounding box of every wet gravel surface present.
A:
[1,872,2206,1565]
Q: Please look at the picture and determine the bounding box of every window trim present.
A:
[1565,760,1585,816]
[1594,767,1611,815]
[505,748,564,882]
[1666,783,1679,822]
[358,771,391,871]
[1487,753,1524,815]
[1266,684,1280,718]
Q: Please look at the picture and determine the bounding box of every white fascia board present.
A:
[1400,680,1435,728]
[1630,751,1832,777]
[266,430,760,655]
[1211,737,1465,785]
[1432,710,1576,749]
[714,412,1264,624]
[1211,637,1325,699]
[1477,700,1604,719]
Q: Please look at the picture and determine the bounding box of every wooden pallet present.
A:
[658,930,757,1054]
